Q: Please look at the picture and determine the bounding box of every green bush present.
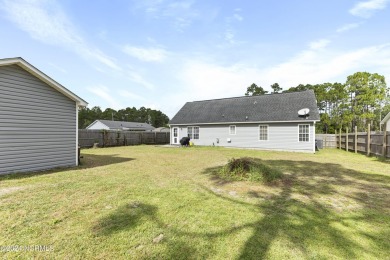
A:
[219,157,283,183]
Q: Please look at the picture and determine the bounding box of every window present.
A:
[259,125,268,141]
[299,124,310,142]
[229,125,236,135]
[188,126,199,140]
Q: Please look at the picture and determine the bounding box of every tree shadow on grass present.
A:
[92,201,202,259]
[199,159,390,259]
[92,202,158,236]
[0,154,134,181]
[89,158,390,259]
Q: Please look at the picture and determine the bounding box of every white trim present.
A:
[259,124,269,141]
[229,125,236,135]
[0,57,87,106]
[381,112,390,125]
[298,124,310,142]
[86,120,110,130]
[76,103,79,166]
[313,121,316,152]
[172,127,179,144]
[170,120,319,126]
[187,126,200,140]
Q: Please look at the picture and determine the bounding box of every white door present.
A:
[172,127,179,144]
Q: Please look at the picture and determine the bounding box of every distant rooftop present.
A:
[90,120,154,130]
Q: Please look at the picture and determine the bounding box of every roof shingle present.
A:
[98,120,154,130]
[169,90,320,124]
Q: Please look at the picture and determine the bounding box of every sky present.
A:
[1,0,389,118]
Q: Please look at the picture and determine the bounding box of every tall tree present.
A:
[78,106,170,128]
[101,108,118,121]
[346,72,387,131]
[245,83,268,96]
[270,83,282,93]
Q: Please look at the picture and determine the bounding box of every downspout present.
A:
[76,102,79,166]
[313,121,316,153]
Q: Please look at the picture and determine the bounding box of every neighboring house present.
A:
[153,127,170,132]
[169,90,320,153]
[381,112,390,130]
[86,120,155,131]
[0,57,87,175]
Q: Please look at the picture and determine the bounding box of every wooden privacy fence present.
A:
[315,134,337,148]
[336,125,389,158]
[78,130,170,148]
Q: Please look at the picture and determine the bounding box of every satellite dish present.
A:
[298,108,310,116]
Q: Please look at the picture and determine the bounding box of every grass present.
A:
[218,157,283,182]
[0,146,389,259]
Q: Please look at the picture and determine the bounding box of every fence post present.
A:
[339,129,341,149]
[346,127,349,152]
[102,130,105,148]
[154,132,157,144]
[367,124,371,156]
[355,126,357,153]
[383,124,387,158]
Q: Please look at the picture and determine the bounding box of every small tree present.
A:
[270,83,282,93]
[245,83,268,96]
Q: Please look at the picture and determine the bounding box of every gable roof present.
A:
[0,57,87,106]
[89,120,155,130]
[381,112,390,125]
[169,90,320,125]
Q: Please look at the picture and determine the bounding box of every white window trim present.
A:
[188,126,200,140]
[259,124,269,141]
[229,125,236,135]
[298,124,310,142]
[172,127,179,144]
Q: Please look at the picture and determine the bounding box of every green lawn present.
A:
[0,146,389,259]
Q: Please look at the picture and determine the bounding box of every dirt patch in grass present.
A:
[0,186,25,197]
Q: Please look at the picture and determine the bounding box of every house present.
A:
[169,90,320,153]
[0,57,87,175]
[86,120,154,131]
[381,112,390,131]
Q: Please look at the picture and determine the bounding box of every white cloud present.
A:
[233,14,243,21]
[224,29,236,44]
[1,0,120,71]
[349,0,389,18]
[126,70,155,90]
[119,90,147,101]
[123,45,168,62]
[179,61,260,100]
[309,39,331,50]
[88,85,122,109]
[135,0,198,31]
[336,23,361,33]
[174,43,390,103]
[222,9,244,45]
[48,62,67,74]
[259,43,390,88]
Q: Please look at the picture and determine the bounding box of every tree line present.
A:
[78,106,170,129]
[245,72,390,134]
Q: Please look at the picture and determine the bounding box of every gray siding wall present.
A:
[0,65,76,174]
[171,122,315,152]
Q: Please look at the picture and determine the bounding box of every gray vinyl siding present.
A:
[171,122,315,152]
[0,64,76,174]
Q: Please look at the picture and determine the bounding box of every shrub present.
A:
[219,157,283,183]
